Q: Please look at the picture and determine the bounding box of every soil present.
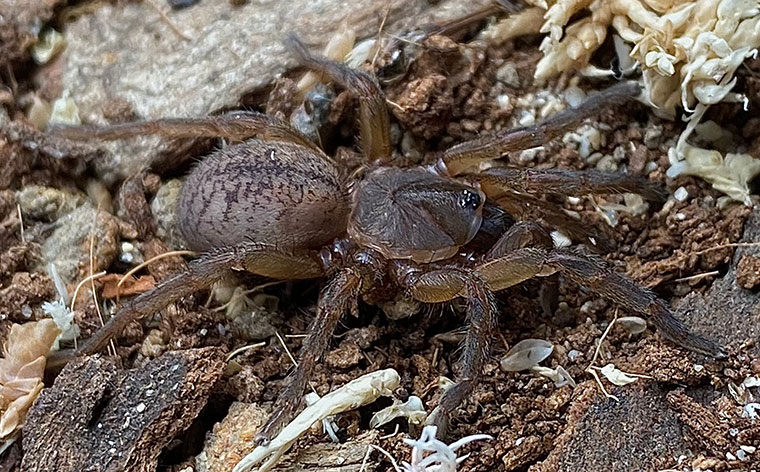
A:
[1,2,759,472]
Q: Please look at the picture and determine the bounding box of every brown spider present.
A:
[53,36,724,444]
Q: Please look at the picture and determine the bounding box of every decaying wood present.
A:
[22,347,225,472]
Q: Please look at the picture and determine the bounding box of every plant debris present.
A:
[0,319,60,442]
[233,368,400,472]
[499,339,554,372]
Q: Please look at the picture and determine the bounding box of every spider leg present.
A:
[286,35,392,163]
[469,168,667,202]
[50,111,322,153]
[441,81,641,175]
[487,221,559,316]
[399,267,496,437]
[47,242,323,366]
[477,247,726,357]
[487,220,553,259]
[255,267,367,445]
[492,190,615,252]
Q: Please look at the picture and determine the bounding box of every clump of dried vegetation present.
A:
[483,0,760,204]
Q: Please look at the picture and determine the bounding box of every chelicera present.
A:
[54,36,724,443]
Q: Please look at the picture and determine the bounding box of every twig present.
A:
[16,204,24,243]
[586,309,619,401]
[691,241,760,256]
[587,367,619,402]
[70,271,108,315]
[589,309,618,366]
[226,342,266,361]
[371,4,392,68]
[360,444,403,472]
[89,210,116,356]
[275,330,317,395]
[672,270,719,283]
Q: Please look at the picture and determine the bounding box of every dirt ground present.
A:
[0,1,759,471]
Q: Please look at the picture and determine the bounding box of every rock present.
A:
[201,402,269,472]
[39,202,119,286]
[0,271,55,322]
[59,0,491,183]
[22,347,226,472]
[736,254,760,290]
[496,62,520,88]
[325,340,362,370]
[151,178,186,250]
[0,0,63,66]
[16,184,85,221]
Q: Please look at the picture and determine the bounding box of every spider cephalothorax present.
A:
[53,35,724,444]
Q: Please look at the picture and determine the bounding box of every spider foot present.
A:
[425,406,450,440]
[254,400,301,445]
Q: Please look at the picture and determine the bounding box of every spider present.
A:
[53,36,724,444]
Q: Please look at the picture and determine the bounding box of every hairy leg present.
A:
[286,36,392,163]
[399,266,496,435]
[47,242,323,366]
[477,247,725,357]
[255,267,365,444]
[469,167,666,202]
[50,111,322,154]
[493,190,614,252]
[441,81,641,175]
[487,221,559,315]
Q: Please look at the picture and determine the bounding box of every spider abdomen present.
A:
[178,140,349,252]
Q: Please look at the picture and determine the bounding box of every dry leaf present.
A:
[617,316,647,335]
[500,339,554,371]
[599,363,639,386]
[370,395,426,429]
[531,365,577,388]
[100,274,157,299]
[0,319,60,439]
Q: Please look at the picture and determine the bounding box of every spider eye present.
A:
[458,190,481,210]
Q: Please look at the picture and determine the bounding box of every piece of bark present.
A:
[22,347,225,472]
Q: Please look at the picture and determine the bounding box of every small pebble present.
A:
[518,148,541,163]
[674,186,689,201]
[136,403,146,413]
[496,62,520,88]
[643,124,663,149]
[644,161,659,173]
[596,154,619,171]
[564,86,586,107]
[517,110,535,126]
[496,94,511,110]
